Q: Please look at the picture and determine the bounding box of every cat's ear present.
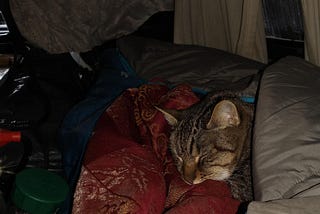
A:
[155,106,181,126]
[206,100,240,129]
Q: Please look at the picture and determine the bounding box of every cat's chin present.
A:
[186,171,231,185]
[182,177,215,185]
[191,179,203,185]
[184,178,219,185]
[181,178,202,185]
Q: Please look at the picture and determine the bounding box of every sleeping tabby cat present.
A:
[156,91,254,202]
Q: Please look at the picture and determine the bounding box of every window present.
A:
[262,0,304,61]
[262,0,304,41]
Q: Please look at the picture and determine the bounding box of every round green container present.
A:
[11,168,69,214]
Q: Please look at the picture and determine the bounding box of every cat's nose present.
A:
[183,173,195,184]
[183,162,197,184]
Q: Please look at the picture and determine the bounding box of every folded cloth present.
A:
[58,48,144,213]
[73,84,240,213]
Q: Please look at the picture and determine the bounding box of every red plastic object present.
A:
[0,129,21,147]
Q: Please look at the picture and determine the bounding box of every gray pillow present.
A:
[247,196,320,214]
[253,56,320,201]
[117,36,265,93]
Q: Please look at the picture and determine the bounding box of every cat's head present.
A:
[157,99,244,184]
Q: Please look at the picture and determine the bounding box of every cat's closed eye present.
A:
[158,93,254,202]
[176,156,183,163]
[198,156,207,166]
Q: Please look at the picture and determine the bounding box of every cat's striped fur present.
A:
[157,91,254,202]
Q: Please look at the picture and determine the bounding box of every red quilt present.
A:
[72,84,240,213]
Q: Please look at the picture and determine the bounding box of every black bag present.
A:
[0,141,24,197]
[0,56,48,130]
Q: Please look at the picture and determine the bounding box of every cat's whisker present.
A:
[161,91,254,202]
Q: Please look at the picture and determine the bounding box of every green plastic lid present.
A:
[11,168,69,214]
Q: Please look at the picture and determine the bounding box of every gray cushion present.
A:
[247,196,320,214]
[117,36,265,93]
[253,56,320,201]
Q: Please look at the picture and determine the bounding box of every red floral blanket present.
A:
[72,84,240,213]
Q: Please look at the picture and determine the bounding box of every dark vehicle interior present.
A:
[1,0,319,214]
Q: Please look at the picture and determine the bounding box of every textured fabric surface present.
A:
[117,36,265,94]
[253,56,320,201]
[174,0,268,63]
[9,0,173,53]
[58,49,144,214]
[301,0,320,66]
[73,84,240,213]
[247,196,320,214]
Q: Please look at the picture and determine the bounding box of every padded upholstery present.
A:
[253,56,320,201]
[117,36,265,93]
[247,196,320,214]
